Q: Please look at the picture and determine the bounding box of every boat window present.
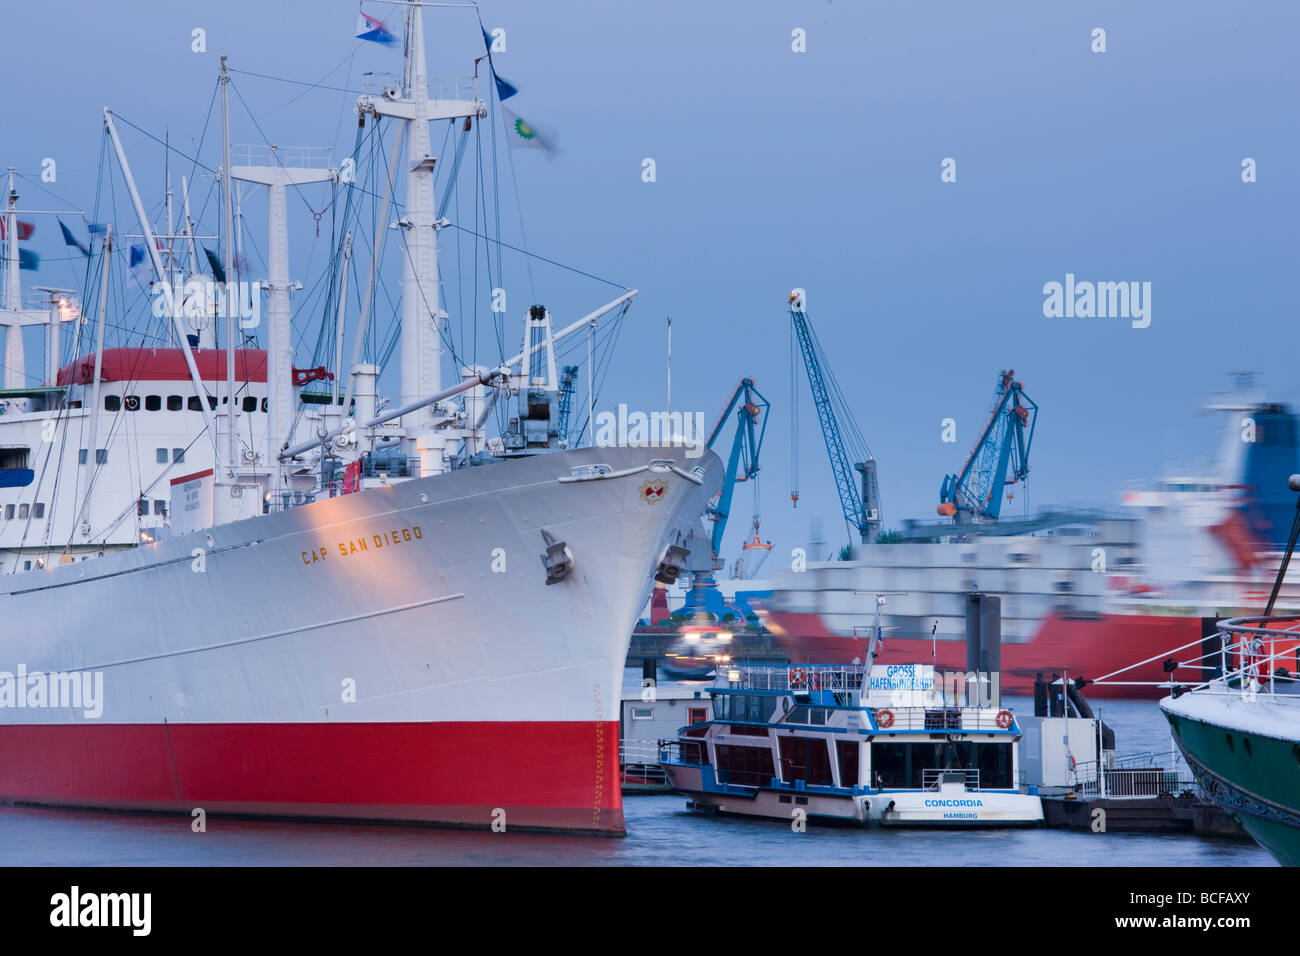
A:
[207,396,218,410]
[242,396,257,413]
[836,740,860,788]
[714,745,774,788]
[155,500,167,517]
[809,707,828,726]
[188,396,204,412]
[3,504,12,519]
[173,448,185,464]
[785,704,809,724]
[138,499,149,516]
[687,707,708,726]
[156,448,168,464]
[124,395,140,412]
[631,707,653,719]
[95,449,107,465]
[145,395,162,411]
[778,736,834,786]
[261,397,269,412]
[33,503,44,519]
[167,395,183,411]
[104,395,120,412]
[78,449,87,465]
[680,741,709,765]
[17,504,28,519]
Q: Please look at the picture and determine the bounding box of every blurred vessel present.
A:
[754,379,1300,698]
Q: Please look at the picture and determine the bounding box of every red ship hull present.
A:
[765,610,1211,699]
[0,719,624,834]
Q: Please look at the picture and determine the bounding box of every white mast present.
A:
[230,148,334,482]
[2,169,25,393]
[220,56,237,480]
[359,0,483,476]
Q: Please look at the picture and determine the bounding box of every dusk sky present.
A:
[4,0,1298,563]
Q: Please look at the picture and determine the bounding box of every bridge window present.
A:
[188,396,204,412]
[688,707,708,725]
[167,395,183,411]
[104,395,121,412]
[207,396,218,410]
[123,395,140,412]
[173,448,185,464]
[17,504,28,519]
[155,500,167,517]
[0,447,29,469]
[242,396,257,413]
[631,707,653,720]
[32,503,44,519]
[156,448,168,464]
[96,449,107,465]
[261,397,268,412]
[3,504,12,519]
[137,499,149,516]
[145,395,162,411]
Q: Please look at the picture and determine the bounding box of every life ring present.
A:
[877,709,895,729]
[996,710,1013,729]
[788,667,806,688]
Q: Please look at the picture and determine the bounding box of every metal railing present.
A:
[922,768,980,791]
[717,663,866,694]
[1073,750,1195,798]
[361,72,480,103]
[229,144,333,170]
[872,707,1016,732]
[1091,614,1300,698]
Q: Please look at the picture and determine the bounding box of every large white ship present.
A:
[0,2,721,833]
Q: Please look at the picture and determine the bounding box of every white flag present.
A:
[502,107,556,156]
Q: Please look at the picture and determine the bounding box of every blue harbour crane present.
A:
[555,364,579,447]
[788,290,881,546]
[938,369,1038,523]
[676,377,770,620]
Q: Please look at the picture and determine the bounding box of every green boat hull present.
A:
[1162,701,1300,866]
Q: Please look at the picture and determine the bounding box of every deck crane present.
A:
[788,290,882,545]
[938,369,1038,522]
[555,364,579,447]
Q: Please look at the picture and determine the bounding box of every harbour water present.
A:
[0,671,1274,866]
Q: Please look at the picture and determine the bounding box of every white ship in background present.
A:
[0,1,721,833]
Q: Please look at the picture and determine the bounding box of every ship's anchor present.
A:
[540,529,574,585]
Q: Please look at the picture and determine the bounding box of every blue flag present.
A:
[356,10,396,46]
[18,248,38,271]
[479,21,517,99]
[85,221,107,235]
[59,219,89,257]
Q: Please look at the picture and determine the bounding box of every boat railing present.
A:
[361,72,481,105]
[1090,614,1300,698]
[874,706,1016,732]
[229,144,333,170]
[1074,754,1195,799]
[717,663,866,694]
[922,768,980,791]
[620,738,663,766]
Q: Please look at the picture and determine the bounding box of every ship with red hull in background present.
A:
[755,375,1300,699]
